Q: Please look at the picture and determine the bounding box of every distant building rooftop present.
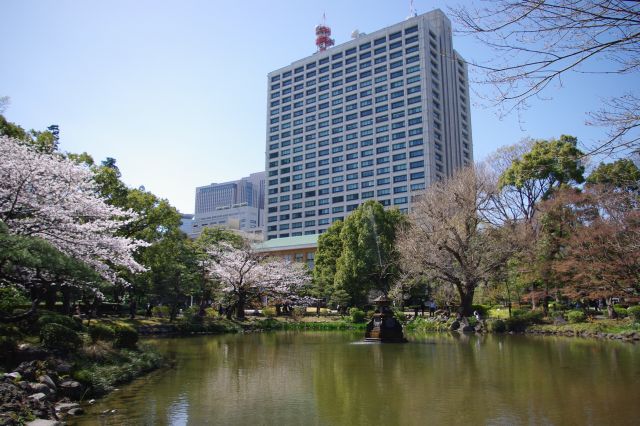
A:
[253,234,319,252]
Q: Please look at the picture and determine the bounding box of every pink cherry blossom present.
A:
[0,136,146,283]
[207,242,310,304]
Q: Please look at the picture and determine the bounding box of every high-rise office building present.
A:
[265,10,472,240]
[192,172,266,237]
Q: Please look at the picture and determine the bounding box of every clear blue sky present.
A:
[2,0,637,213]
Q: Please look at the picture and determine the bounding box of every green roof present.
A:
[253,234,319,251]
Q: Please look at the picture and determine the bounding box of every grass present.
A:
[72,343,164,396]
[528,318,640,336]
[488,308,511,319]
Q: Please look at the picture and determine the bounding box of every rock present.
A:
[55,402,80,413]
[59,380,84,400]
[26,420,62,426]
[553,316,567,325]
[4,372,22,381]
[449,320,460,331]
[39,375,57,391]
[67,407,84,416]
[16,345,49,362]
[30,383,53,396]
[15,360,43,381]
[28,392,47,402]
[54,361,72,375]
[461,325,475,333]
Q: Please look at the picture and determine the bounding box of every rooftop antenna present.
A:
[315,13,335,52]
[408,0,418,18]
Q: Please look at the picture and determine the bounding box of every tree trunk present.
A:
[236,292,246,320]
[458,287,475,317]
[504,280,513,318]
[45,285,56,311]
[530,286,537,310]
[61,287,71,315]
[606,297,617,319]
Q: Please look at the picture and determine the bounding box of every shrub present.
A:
[0,325,21,359]
[204,307,219,318]
[627,306,640,323]
[152,305,170,318]
[262,306,277,318]
[40,323,82,352]
[392,308,407,322]
[566,310,587,324]
[113,324,138,349]
[292,306,306,320]
[37,312,84,332]
[504,316,529,332]
[88,323,116,343]
[488,319,506,333]
[504,310,543,332]
[349,307,366,323]
[471,304,491,317]
[613,305,628,318]
[0,285,29,316]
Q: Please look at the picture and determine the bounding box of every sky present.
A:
[2,0,638,214]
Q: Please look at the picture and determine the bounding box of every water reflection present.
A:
[73,333,640,426]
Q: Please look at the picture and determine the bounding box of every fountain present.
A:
[365,295,407,343]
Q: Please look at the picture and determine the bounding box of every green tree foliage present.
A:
[138,230,199,321]
[0,114,58,153]
[499,135,585,201]
[315,201,406,307]
[587,159,640,191]
[0,222,103,316]
[312,220,344,301]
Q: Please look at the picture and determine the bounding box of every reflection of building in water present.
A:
[192,172,265,238]
[253,234,318,269]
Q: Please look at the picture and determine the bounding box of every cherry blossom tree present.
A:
[206,242,310,319]
[0,135,146,283]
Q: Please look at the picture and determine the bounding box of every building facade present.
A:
[192,172,265,237]
[253,234,318,270]
[265,10,472,240]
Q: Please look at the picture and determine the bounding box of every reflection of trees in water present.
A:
[80,334,640,425]
[311,334,640,426]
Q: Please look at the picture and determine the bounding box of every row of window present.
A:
[267,168,426,198]
[269,65,423,110]
[270,125,424,158]
[267,156,426,189]
[269,52,421,96]
[268,152,425,183]
[270,74,423,118]
[268,137,424,176]
[269,83,422,123]
[268,173,425,201]
[269,104,423,144]
[268,195,412,225]
[267,182,426,213]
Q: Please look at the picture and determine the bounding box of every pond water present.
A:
[73,332,640,425]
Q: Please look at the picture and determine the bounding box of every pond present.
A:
[73,332,640,425]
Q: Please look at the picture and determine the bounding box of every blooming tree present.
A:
[0,135,146,282]
[207,242,310,319]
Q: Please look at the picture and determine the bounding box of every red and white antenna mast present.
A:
[315,13,334,52]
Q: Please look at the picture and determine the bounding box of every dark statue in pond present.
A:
[365,295,407,343]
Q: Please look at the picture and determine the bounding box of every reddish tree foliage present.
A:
[546,186,640,315]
